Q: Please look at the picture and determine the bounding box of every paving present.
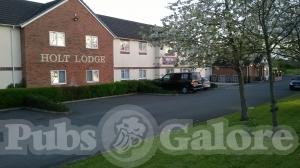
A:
[0,77,298,168]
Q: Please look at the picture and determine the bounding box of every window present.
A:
[50,70,66,85]
[120,41,130,54]
[139,69,147,79]
[86,35,98,49]
[139,42,147,55]
[121,69,130,80]
[180,68,191,73]
[162,74,171,81]
[166,68,174,74]
[49,31,65,47]
[181,73,189,80]
[86,70,99,83]
[192,72,201,80]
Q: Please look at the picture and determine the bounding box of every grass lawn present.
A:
[64,94,300,168]
[285,69,300,75]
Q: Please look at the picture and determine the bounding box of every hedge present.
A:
[0,80,166,109]
[24,94,70,112]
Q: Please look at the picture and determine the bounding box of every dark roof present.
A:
[97,14,154,40]
[0,0,64,25]
[0,0,154,40]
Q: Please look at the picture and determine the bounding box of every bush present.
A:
[24,94,69,112]
[137,80,167,93]
[6,79,26,89]
[0,80,169,110]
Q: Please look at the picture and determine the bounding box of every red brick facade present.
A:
[212,66,266,82]
[21,0,114,88]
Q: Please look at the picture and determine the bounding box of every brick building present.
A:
[0,0,211,89]
[0,0,114,88]
[211,59,269,83]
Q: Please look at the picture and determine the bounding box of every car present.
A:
[289,76,300,90]
[201,77,211,89]
[159,72,210,94]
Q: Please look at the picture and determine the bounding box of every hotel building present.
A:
[0,0,211,89]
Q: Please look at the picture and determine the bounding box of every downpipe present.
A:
[10,25,15,88]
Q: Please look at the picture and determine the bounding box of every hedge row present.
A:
[24,94,70,112]
[0,80,167,109]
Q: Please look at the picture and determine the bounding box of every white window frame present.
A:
[120,40,130,53]
[86,35,99,49]
[86,70,100,83]
[49,31,65,47]
[139,69,147,79]
[50,70,67,85]
[121,69,130,80]
[139,42,147,54]
[166,68,174,74]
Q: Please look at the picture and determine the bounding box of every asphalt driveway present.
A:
[0,77,298,168]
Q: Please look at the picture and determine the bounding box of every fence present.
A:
[210,75,239,83]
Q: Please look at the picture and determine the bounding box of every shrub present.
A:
[0,80,169,110]
[137,80,167,93]
[24,94,69,112]
[6,80,26,89]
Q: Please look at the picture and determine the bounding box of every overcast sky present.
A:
[29,0,176,25]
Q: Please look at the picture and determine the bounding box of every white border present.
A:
[49,31,66,47]
[78,0,116,38]
[86,70,100,83]
[50,70,67,85]
[85,35,99,49]
[20,0,116,38]
[20,0,69,28]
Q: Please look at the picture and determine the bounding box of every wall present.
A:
[0,26,22,89]
[113,39,159,67]
[22,0,114,88]
[113,40,212,81]
[113,39,160,81]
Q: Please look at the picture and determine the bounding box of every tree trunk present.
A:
[266,51,279,129]
[236,67,249,121]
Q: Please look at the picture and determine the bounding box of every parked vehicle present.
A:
[159,72,210,93]
[201,77,211,89]
[289,76,300,90]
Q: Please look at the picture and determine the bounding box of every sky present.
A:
[29,0,176,25]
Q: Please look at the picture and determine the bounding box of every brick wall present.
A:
[212,67,238,76]
[21,0,114,88]
[212,66,265,82]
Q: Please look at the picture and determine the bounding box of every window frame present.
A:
[121,69,130,80]
[139,42,147,55]
[139,69,147,80]
[85,35,99,49]
[50,70,67,85]
[120,40,130,54]
[86,70,100,83]
[49,31,66,47]
[162,74,171,81]
[166,68,174,74]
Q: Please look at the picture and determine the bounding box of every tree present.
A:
[277,22,300,62]
[249,0,300,129]
[145,0,262,121]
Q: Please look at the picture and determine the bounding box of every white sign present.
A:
[40,54,106,64]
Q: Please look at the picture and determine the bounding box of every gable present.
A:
[0,0,64,26]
